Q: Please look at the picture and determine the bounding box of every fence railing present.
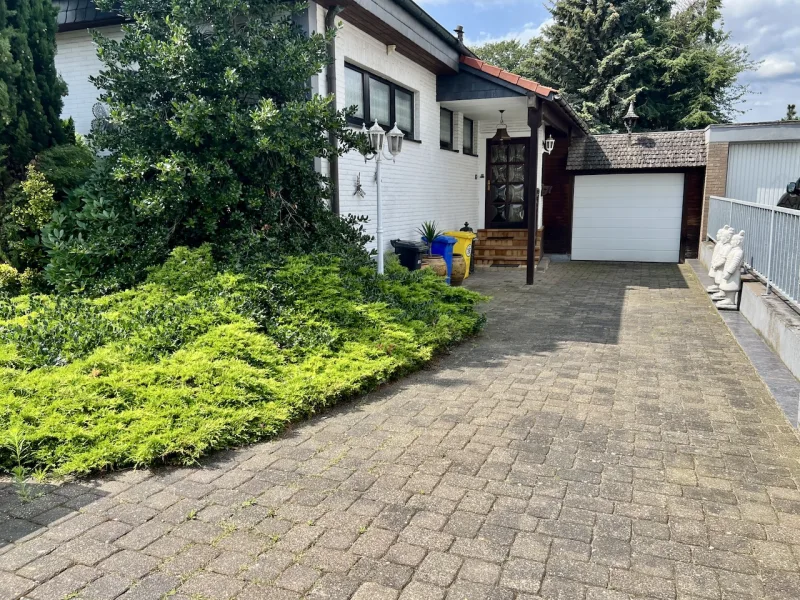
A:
[708,196,800,309]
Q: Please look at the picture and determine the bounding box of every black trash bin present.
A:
[390,239,427,271]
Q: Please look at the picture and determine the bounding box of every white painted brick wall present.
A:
[55,26,124,136]
[325,10,484,253]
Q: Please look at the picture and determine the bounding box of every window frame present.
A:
[440,107,454,151]
[344,63,415,140]
[463,117,476,155]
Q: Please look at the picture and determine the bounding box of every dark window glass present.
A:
[344,63,415,138]
[463,117,474,154]
[440,108,453,150]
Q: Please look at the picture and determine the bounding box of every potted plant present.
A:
[417,221,447,277]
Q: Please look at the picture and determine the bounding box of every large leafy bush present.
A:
[43,0,368,293]
[0,247,485,476]
[0,142,95,279]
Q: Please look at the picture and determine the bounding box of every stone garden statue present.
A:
[707,225,731,283]
[707,226,734,294]
[715,230,745,310]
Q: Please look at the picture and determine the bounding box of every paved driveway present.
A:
[3,262,800,600]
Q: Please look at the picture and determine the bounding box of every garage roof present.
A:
[567,130,707,171]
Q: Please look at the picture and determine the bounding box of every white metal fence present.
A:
[708,196,800,309]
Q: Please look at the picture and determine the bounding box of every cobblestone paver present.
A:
[3,262,800,600]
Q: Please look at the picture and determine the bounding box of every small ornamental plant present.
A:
[417,221,444,256]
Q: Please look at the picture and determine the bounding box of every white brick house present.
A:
[54,0,589,280]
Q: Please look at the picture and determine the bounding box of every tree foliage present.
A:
[783,104,798,121]
[0,0,66,189]
[473,0,753,132]
[43,0,370,293]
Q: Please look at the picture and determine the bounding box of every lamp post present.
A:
[623,100,639,144]
[360,119,405,275]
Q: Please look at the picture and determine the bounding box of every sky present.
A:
[418,0,800,124]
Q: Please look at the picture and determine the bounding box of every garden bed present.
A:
[0,248,485,477]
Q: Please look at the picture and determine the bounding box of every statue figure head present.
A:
[719,228,734,244]
[730,231,745,248]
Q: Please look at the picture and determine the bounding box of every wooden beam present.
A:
[527,106,542,285]
[542,102,572,136]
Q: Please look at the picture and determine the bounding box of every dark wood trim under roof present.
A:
[319,0,462,74]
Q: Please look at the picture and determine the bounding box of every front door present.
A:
[485,138,529,228]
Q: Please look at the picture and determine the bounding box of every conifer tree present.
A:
[0,0,66,190]
[474,0,753,132]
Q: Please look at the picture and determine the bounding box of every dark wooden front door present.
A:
[485,138,529,228]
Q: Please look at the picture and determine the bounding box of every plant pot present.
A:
[420,254,447,278]
[450,254,466,286]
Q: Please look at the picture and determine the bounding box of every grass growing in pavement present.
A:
[0,247,485,477]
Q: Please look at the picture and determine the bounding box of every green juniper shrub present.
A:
[0,247,486,476]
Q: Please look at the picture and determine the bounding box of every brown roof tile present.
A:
[566,131,707,171]
[460,56,556,98]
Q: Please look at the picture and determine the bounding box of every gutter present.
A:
[325,5,344,215]
[552,93,590,136]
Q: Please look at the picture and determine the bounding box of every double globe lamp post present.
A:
[359,120,404,275]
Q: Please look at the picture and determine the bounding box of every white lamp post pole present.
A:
[361,120,404,275]
[376,155,384,274]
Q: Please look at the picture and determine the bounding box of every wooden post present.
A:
[526,106,542,285]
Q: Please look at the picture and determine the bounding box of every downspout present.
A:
[325,6,344,215]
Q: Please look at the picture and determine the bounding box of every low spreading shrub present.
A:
[0,247,485,476]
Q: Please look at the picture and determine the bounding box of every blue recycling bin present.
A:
[423,235,457,284]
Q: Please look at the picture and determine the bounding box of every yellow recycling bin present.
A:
[444,230,477,278]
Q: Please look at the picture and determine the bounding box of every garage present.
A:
[563,130,707,262]
[572,173,684,262]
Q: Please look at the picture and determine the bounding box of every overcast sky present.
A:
[418,0,800,124]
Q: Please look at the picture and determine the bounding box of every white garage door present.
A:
[572,173,684,262]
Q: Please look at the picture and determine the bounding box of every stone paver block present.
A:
[0,572,35,600]
[352,581,399,600]
[415,552,463,587]
[399,581,445,600]
[27,564,100,600]
[178,570,246,599]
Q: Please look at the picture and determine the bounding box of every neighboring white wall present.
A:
[55,26,124,136]
[726,141,800,205]
[330,15,483,254]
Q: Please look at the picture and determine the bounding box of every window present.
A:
[463,117,474,155]
[440,108,453,150]
[345,63,415,138]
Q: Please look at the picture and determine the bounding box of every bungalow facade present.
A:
[53,0,708,276]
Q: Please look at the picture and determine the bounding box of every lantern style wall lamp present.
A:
[359,119,405,275]
[542,134,555,155]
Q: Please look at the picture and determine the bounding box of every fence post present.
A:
[728,200,733,225]
[764,206,776,295]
